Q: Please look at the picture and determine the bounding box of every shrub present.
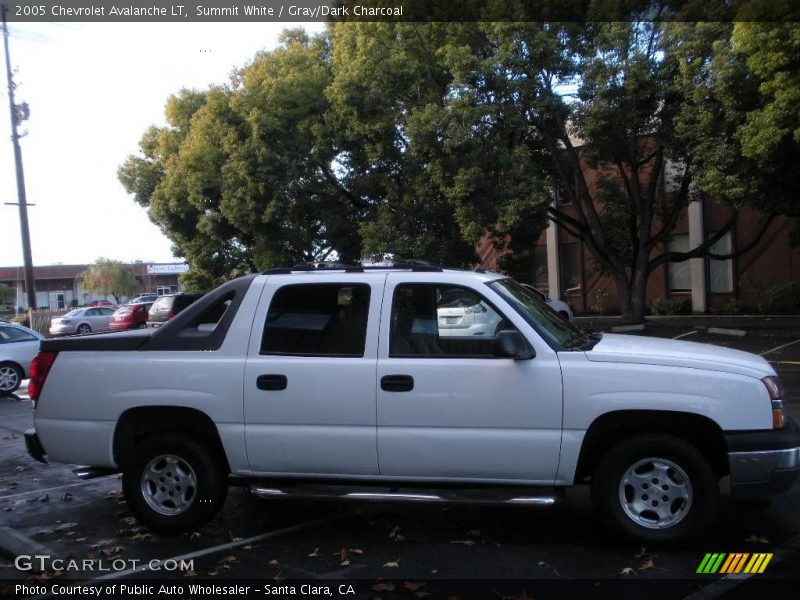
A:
[650,297,691,315]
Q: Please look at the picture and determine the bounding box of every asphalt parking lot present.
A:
[2,318,800,599]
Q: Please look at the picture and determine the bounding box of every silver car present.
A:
[49,307,116,336]
[0,322,44,394]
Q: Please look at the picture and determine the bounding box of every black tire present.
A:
[592,434,719,545]
[77,324,91,335]
[0,362,23,394]
[122,433,228,534]
[137,322,147,329]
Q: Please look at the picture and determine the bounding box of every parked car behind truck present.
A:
[24,263,800,544]
[146,293,202,327]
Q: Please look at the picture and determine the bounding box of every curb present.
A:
[609,324,647,333]
[707,327,747,337]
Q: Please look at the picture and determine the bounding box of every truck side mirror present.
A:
[493,330,535,360]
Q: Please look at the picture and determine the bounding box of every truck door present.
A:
[376,275,563,483]
[244,273,386,476]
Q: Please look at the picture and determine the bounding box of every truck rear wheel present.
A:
[122,433,228,534]
[592,434,719,545]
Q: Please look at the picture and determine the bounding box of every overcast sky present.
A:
[0,21,323,267]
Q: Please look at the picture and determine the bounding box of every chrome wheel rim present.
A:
[618,457,692,529]
[0,366,19,392]
[77,325,90,334]
[140,454,198,516]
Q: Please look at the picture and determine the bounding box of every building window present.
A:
[708,231,734,293]
[667,234,691,292]
[559,243,582,297]
[156,286,171,296]
[532,245,549,291]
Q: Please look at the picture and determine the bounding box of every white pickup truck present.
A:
[24,264,800,544]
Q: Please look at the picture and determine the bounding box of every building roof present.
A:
[0,262,187,282]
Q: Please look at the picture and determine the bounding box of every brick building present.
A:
[479,165,800,316]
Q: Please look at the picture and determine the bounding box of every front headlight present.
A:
[762,376,786,429]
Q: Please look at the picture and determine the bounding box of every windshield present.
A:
[488,279,588,349]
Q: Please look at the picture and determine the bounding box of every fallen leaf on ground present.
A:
[620,567,638,575]
[100,546,125,556]
[268,559,279,566]
[403,581,426,592]
[220,555,237,564]
[129,533,152,541]
[307,548,320,558]
[14,465,27,472]
[383,560,400,568]
[184,570,197,577]
[639,559,655,570]
[372,583,395,592]
[62,493,73,502]
[633,547,647,558]
[189,532,201,539]
[449,539,476,546]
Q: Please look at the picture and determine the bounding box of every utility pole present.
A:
[2,4,36,309]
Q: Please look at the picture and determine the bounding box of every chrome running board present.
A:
[249,484,559,506]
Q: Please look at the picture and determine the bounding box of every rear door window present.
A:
[261,284,371,357]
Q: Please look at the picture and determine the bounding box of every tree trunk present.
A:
[628,262,649,324]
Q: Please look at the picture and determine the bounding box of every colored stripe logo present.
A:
[697,553,773,574]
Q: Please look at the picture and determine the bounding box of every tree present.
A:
[334,16,797,322]
[80,259,140,304]
[119,30,365,287]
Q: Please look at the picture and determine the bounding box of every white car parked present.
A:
[0,322,43,394]
[521,284,573,321]
[24,263,800,544]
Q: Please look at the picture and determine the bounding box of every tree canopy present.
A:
[80,258,140,304]
[119,13,800,321]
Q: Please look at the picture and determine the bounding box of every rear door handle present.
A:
[257,374,288,391]
[381,374,414,392]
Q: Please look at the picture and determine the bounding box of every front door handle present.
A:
[381,374,414,392]
[257,374,288,391]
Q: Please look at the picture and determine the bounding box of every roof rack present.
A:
[262,260,443,274]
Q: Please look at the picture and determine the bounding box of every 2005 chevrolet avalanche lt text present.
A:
[23,263,800,544]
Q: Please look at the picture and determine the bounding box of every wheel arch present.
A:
[113,406,230,473]
[574,410,728,483]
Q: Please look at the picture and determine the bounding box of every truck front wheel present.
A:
[592,434,719,545]
[122,433,228,534]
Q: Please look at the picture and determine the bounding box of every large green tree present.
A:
[119,30,364,288]
[120,14,799,322]
[80,259,140,304]
[331,17,798,322]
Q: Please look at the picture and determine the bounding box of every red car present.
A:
[109,302,152,331]
[86,300,114,307]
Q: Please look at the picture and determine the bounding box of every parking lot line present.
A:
[90,516,334,582]
[760,338,800,356]
[673,330,698,340]
[0,477,115,501]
